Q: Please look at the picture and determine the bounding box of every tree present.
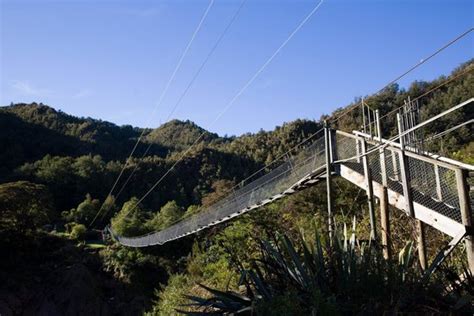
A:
[70,223,87,240]
[111,197,149,237]
[182,205,200,219]
[201,180,235,207]
[64,193,100,224]
[147,201,185,231]
[0,181,54,233]
[96,194,117,225]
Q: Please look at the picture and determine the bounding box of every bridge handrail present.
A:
[113,135,328,246]
[113,98,473,247]
[352,130,474,172]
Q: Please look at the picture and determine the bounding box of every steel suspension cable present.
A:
[377,65,474,122]
[331,27,474,124]
[123,0,325,218]
[226,127,324,194]
[356,64,474,133]
[333,98,474,165]
[110,0,248,206]
[111,127,325,234]
[90,0,215,227]
[112,98,473,244]
[411,119,473,145]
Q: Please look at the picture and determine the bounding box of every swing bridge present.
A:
[110,97,474,274]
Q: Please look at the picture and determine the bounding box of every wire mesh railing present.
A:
[334,131,465,224]
[113,136,328,247]
[113,125,470,247]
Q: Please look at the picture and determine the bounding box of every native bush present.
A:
[180,223,473,315]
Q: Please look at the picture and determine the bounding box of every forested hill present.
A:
[1,59,473,216]
[0,103,320,173]
[0,103,160,174]
[0,103,322,214]
[0,59,473,315]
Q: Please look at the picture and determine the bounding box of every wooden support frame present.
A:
[396,113,427,270]
[434,164,443,201]
[361,138,377,240]
[356,138,361,163]
[391,153,399,181]
[338,164,464,237]
[396,114,415,218]
[416,220,427,270]
[455,168,474,274]
[332,131,465,238]
[324,121,334,243]
[376,110,391,259]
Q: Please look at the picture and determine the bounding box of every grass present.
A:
[86,243,105,249]
[50,231,70,238]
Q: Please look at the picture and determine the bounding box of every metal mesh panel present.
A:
[407,156,436,196]
[405,156,461,222]
[367,148,382,183]
[334,132,358,162]
[384,148,400,182]
[331,134,464,225]
[437,166,461,213]
[468,173,474,211]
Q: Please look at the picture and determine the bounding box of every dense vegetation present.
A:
[0,60,472,315]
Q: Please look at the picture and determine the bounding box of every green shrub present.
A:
[111,197,149,237]
[181,224,473,315]
[146,274,191,316]
[70,223,86,240]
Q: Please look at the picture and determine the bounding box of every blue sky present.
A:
[1,0,473,136]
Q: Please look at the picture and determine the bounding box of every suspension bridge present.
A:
[84,1,474,275]
[109,97,474,275]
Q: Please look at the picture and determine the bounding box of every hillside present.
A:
[0,102,322,213]
[0,104,169,177]
[0,59,473,315]
[145,119,221,150]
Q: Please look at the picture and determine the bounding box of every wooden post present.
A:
[397,113,415,217]
[368,108,372,137]
[376,110,391,259]
[361,99,366,134]
[434,165,443,201]
[455,168,474,274]
[287,153,294,171]
[356,138,361,163]
[361,138,376,241]
[416,220,427,270]
[391,152,399,181]
[329,127,334,163]
[248,189,255,207]
[324,121,334,243]
[397,113,427,269]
